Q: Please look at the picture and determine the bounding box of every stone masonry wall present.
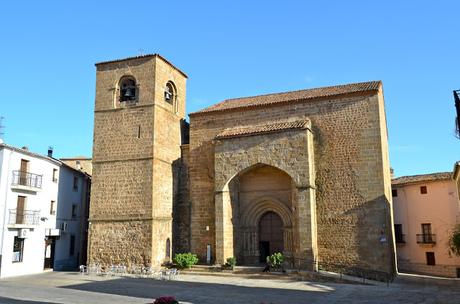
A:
[173,144,191,254]
[89,55,187,267]
[189,89,395,275]
[399,261,460,278]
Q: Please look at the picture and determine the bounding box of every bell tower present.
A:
[88,54,187,267]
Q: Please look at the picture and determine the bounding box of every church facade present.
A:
[88,54,396,277]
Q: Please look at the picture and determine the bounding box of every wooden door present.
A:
[19,159,29,185]
[259,211,284,263]
[16,196,26,224]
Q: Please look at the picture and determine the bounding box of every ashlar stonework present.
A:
[88,54,396,278]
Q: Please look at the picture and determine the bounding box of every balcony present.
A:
[395,234,406,244]
[416,234,436,245]
[8,209,40,226]
[11,170,42,191]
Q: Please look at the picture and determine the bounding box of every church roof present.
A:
[215,119,310,140]
[191,80,381,115]
[392,172,453,186]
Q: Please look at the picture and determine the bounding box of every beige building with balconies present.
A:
[392,170,460,277]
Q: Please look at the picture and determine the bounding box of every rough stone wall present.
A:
[398,261,459,278]
[173,144,191,254]
[88,220,152,267]
[189,88,395,275]
[89,55,187,268]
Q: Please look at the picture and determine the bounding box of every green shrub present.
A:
[225,257,237,268]
[449,224,460,256]
[266,252,284,268]
[173,253,199,269]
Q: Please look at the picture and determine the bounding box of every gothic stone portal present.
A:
[229,164,294,265]
[214,126,317,268]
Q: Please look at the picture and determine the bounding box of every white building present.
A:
[0,142,90,278]
[53,163,90,271]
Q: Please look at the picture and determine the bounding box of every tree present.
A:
[449,224,460,256]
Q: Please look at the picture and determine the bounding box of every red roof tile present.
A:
[392,172,453,186]
[191,81,381,115]
[215,120,310,140]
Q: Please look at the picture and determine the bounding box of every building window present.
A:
[71,204,78,218]
[394,224,405,243]
[392,189,397,197]
[164,81,176,104]
[426,252,436,265]
[13,236,24,262]
[420,186,427,194]
[421,223,432,235]
[119,76,137,102]
[52,168,58,182]
[69,235,75,256]
[50,200,56,215]
[73,176,78,191]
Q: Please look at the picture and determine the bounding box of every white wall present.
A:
[0,146,60,278]
[54,165,89,270]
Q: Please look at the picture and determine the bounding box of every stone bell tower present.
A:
[88,54,187,267]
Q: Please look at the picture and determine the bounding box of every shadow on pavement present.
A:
[0,296,62,304]
[60,276,329,304]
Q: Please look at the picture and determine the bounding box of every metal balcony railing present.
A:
[395,234,406,244]
[416,234,436,244]
[8,209,40,225]
[11,170,42,189]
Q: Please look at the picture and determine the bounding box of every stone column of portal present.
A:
[294,127,318,270]
[295,186,318,271]
[215,190,234,264]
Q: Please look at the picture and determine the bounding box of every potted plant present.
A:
[173,253,199,269]
[224,257,237,270]
[266,252,284,272]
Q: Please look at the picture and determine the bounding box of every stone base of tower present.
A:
[87,220,153,269]
[87,218,174,269]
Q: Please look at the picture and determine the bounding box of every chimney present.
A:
[22,146,28,151]
[390,167,394,179]
[48,146,53,158]
[76,160,81,170]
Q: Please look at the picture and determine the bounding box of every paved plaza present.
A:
[0,271,459,304]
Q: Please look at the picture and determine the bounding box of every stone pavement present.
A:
[0,271,459,304]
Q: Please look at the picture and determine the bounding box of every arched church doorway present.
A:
[258,211,284,263]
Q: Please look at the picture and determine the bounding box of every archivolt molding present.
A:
[241,196,293,228]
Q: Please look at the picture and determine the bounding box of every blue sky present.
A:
[0,1,459,177]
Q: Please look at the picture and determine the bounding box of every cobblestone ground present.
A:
[0,272,459,304]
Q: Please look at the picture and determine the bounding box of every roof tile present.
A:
[392,172,452,186]
[192,81,381,115]
[215,119,310,140]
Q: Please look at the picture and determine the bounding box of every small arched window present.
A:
[119,76,137,102]
[164,81,176,104]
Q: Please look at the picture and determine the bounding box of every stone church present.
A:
[88,54,396,277]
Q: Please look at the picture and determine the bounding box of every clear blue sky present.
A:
[1,1,459,177]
